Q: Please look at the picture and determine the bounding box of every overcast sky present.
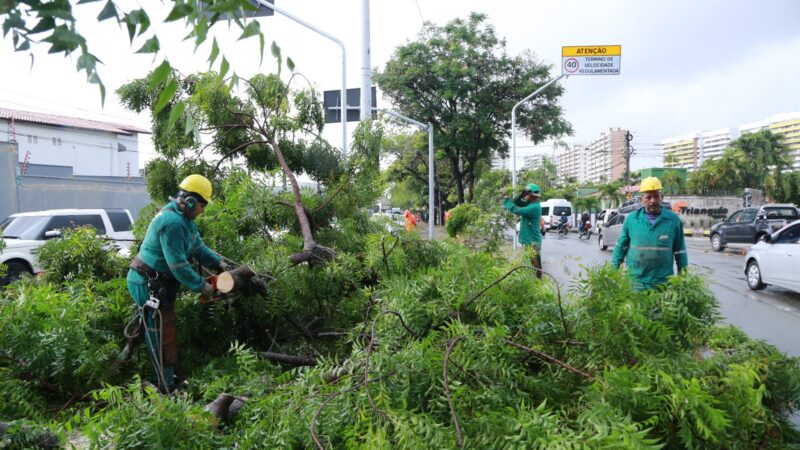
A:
[1,0,799,170]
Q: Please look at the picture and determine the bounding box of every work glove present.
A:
[200,283,215,302]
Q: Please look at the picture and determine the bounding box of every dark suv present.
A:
[710,204,799,251]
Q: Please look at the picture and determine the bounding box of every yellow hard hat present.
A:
[178,174,213,203]
[639,176,663,192]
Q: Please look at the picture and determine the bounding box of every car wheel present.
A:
[746,260,765,290]
[710,233,724,252]
[599,235,607,251]
[1,261,32,287]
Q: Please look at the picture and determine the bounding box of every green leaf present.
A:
[135,36,160,54]
[165,2,193,22]
[270,40,280,59]
[287,57,295,73]
[97,0,118,21]
[259,33,264,65]
[238,20,260,40]
[148,60,171,90]
[29,17,56,35]
[77,0,102,4]
[208,38,219,68]
[167,100,186,131]
[193,19,209,48]
[42,25,86,54]
[154,79,179,113]
[219,56,230,80]
[76,53,98,73]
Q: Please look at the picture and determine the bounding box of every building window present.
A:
[27,135,38,144]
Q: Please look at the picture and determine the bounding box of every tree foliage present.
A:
[2,188,800,447]
[1,0,273,112]
[375,13,572,204]
[687,130,796,202]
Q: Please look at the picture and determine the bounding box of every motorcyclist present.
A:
[557,211,569,234]
[579,212,591,236]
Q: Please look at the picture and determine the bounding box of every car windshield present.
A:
[553,206,571,216]
[762,207,799,220]
[0,215,51,240]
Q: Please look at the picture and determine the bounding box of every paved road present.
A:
[522,232,800,358]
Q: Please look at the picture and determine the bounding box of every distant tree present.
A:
[598,181,625,208]
[661,170,684,195]
[689,130,791,198]
[375,13,572,204]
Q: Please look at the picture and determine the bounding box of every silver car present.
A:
[744,219,800,293]
[598,212,628,251]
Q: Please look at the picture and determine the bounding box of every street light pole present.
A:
[252,0,348,156]
[375,108,435,239]
[511,74,566,193]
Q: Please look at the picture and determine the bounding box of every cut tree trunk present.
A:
[215,265,269,296]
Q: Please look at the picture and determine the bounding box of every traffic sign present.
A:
[323,87,377,123]
[561,45,621,75]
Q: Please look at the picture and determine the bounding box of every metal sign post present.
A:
[375,108,435,239]
[250,0,348,156]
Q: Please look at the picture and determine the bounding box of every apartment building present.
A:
[662,134,699,169]
[555,143,587,182]
[698,128,736,164]
[584,128,628,183]
[740,112,800,171]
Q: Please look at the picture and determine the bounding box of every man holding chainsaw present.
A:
[127,174,227,393]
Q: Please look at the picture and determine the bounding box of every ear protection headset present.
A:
[177,190,202,211]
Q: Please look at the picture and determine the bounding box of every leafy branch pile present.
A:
[1,187,799,448]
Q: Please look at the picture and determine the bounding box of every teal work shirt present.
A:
[136,201,221,292]
[611,207,688,291]
[503,198,542,246]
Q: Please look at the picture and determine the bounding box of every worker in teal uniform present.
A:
[127,174,227,393]
[611,177,688,291]
[503,183,543,278]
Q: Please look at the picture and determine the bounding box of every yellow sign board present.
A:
[561,45,622,75]
[562,45,621,57]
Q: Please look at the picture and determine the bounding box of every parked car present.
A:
[743,219,800,293]
[710,204,799,252]
[0,208,134,285]
[541,199,574,230]
[597,210,629,251]
[595,208,618,231]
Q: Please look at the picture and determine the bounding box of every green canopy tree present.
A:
[375,13,572,204]
[687,130,792,199]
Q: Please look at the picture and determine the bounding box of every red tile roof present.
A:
[0,107,151,135]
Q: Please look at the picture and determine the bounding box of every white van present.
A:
[541,199,574,230]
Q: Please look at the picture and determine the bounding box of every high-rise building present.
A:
[585,128,628,183]
[522,154,550,171]
[661,134,699,169]
[698,128,736,164]
[555,143,587,183]
[740,112,800,171]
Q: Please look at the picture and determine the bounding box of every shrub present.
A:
[35,227,127,284]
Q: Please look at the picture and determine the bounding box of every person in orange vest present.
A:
[404,209,417,232]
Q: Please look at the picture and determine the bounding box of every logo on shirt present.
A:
[658,234,669,241]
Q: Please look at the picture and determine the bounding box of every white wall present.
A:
[1,119,140,176]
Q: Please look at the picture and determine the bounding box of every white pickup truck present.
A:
[0,208,135,285]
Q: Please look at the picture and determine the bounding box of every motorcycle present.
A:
[578,221,592,239]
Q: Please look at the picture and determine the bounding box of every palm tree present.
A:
[598,181,625,208]
[661,170,684,195]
